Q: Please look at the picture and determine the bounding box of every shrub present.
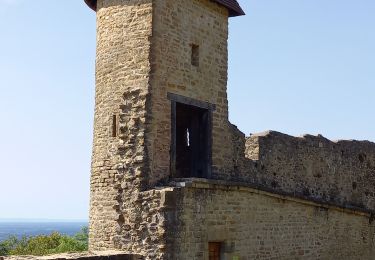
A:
[0,236,19,256]
[0,226,88,256]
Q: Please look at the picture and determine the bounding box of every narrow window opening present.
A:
[191,44,200,67]
[112,115,118,137]
[209,242,222,260]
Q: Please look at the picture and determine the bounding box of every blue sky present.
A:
[0,1,373,220]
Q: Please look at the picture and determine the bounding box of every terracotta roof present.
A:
[84,0,245,17]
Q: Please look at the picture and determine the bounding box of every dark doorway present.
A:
[169,93,214,179]
[174,102,210,178]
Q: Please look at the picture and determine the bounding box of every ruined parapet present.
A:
[245,130,375,212]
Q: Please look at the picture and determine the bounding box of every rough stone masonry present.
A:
[82,0,375,259]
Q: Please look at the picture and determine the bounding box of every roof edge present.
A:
[84,0,96,11]
[214,0,245,17]
[84,0,245,17]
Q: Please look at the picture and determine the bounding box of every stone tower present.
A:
[84,1,375,259]
[85,0,244,256]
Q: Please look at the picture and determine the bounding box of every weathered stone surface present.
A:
[169,179,375,260]
[90,0,154,253]
[86,0,375,259]
[148,0,234,185]
[89,0,236,257]
[244,131,375,212]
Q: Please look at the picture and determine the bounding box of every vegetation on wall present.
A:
[0,227,88,256]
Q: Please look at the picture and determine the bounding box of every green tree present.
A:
[10,232,62,256]
[0,235,19,256]
[0,226,89,256]
[74,226,89,243]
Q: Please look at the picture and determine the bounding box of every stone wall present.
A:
[89,0,239,254]
[87,0,375,259]
[170,179,375,260]
[113,188,175,259]
[148,0,236,185]
[90,0,154,250]
[243,131,375,212]
[144,0,375,215]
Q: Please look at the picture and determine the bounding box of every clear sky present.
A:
[0,0,374,220]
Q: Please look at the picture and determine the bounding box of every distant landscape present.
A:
[0,221,89,256]
[0,221,88,242]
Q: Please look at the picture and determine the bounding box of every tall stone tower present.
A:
[85,0,244,256]
[84,1,375,260]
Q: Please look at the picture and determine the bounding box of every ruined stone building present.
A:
[84,0,375,259]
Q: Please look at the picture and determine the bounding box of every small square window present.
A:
[191,44,199,67]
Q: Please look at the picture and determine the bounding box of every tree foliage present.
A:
[0,226,88,256]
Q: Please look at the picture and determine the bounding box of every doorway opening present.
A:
[169,93,213,179]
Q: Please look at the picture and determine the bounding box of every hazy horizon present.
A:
[0,218,88,223]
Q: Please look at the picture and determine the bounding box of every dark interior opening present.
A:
[112,115,118,137]
[174,102,210,178]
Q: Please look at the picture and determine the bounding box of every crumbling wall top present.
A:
[245,130,375,212]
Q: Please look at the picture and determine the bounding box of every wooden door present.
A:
[209,242,221,260]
